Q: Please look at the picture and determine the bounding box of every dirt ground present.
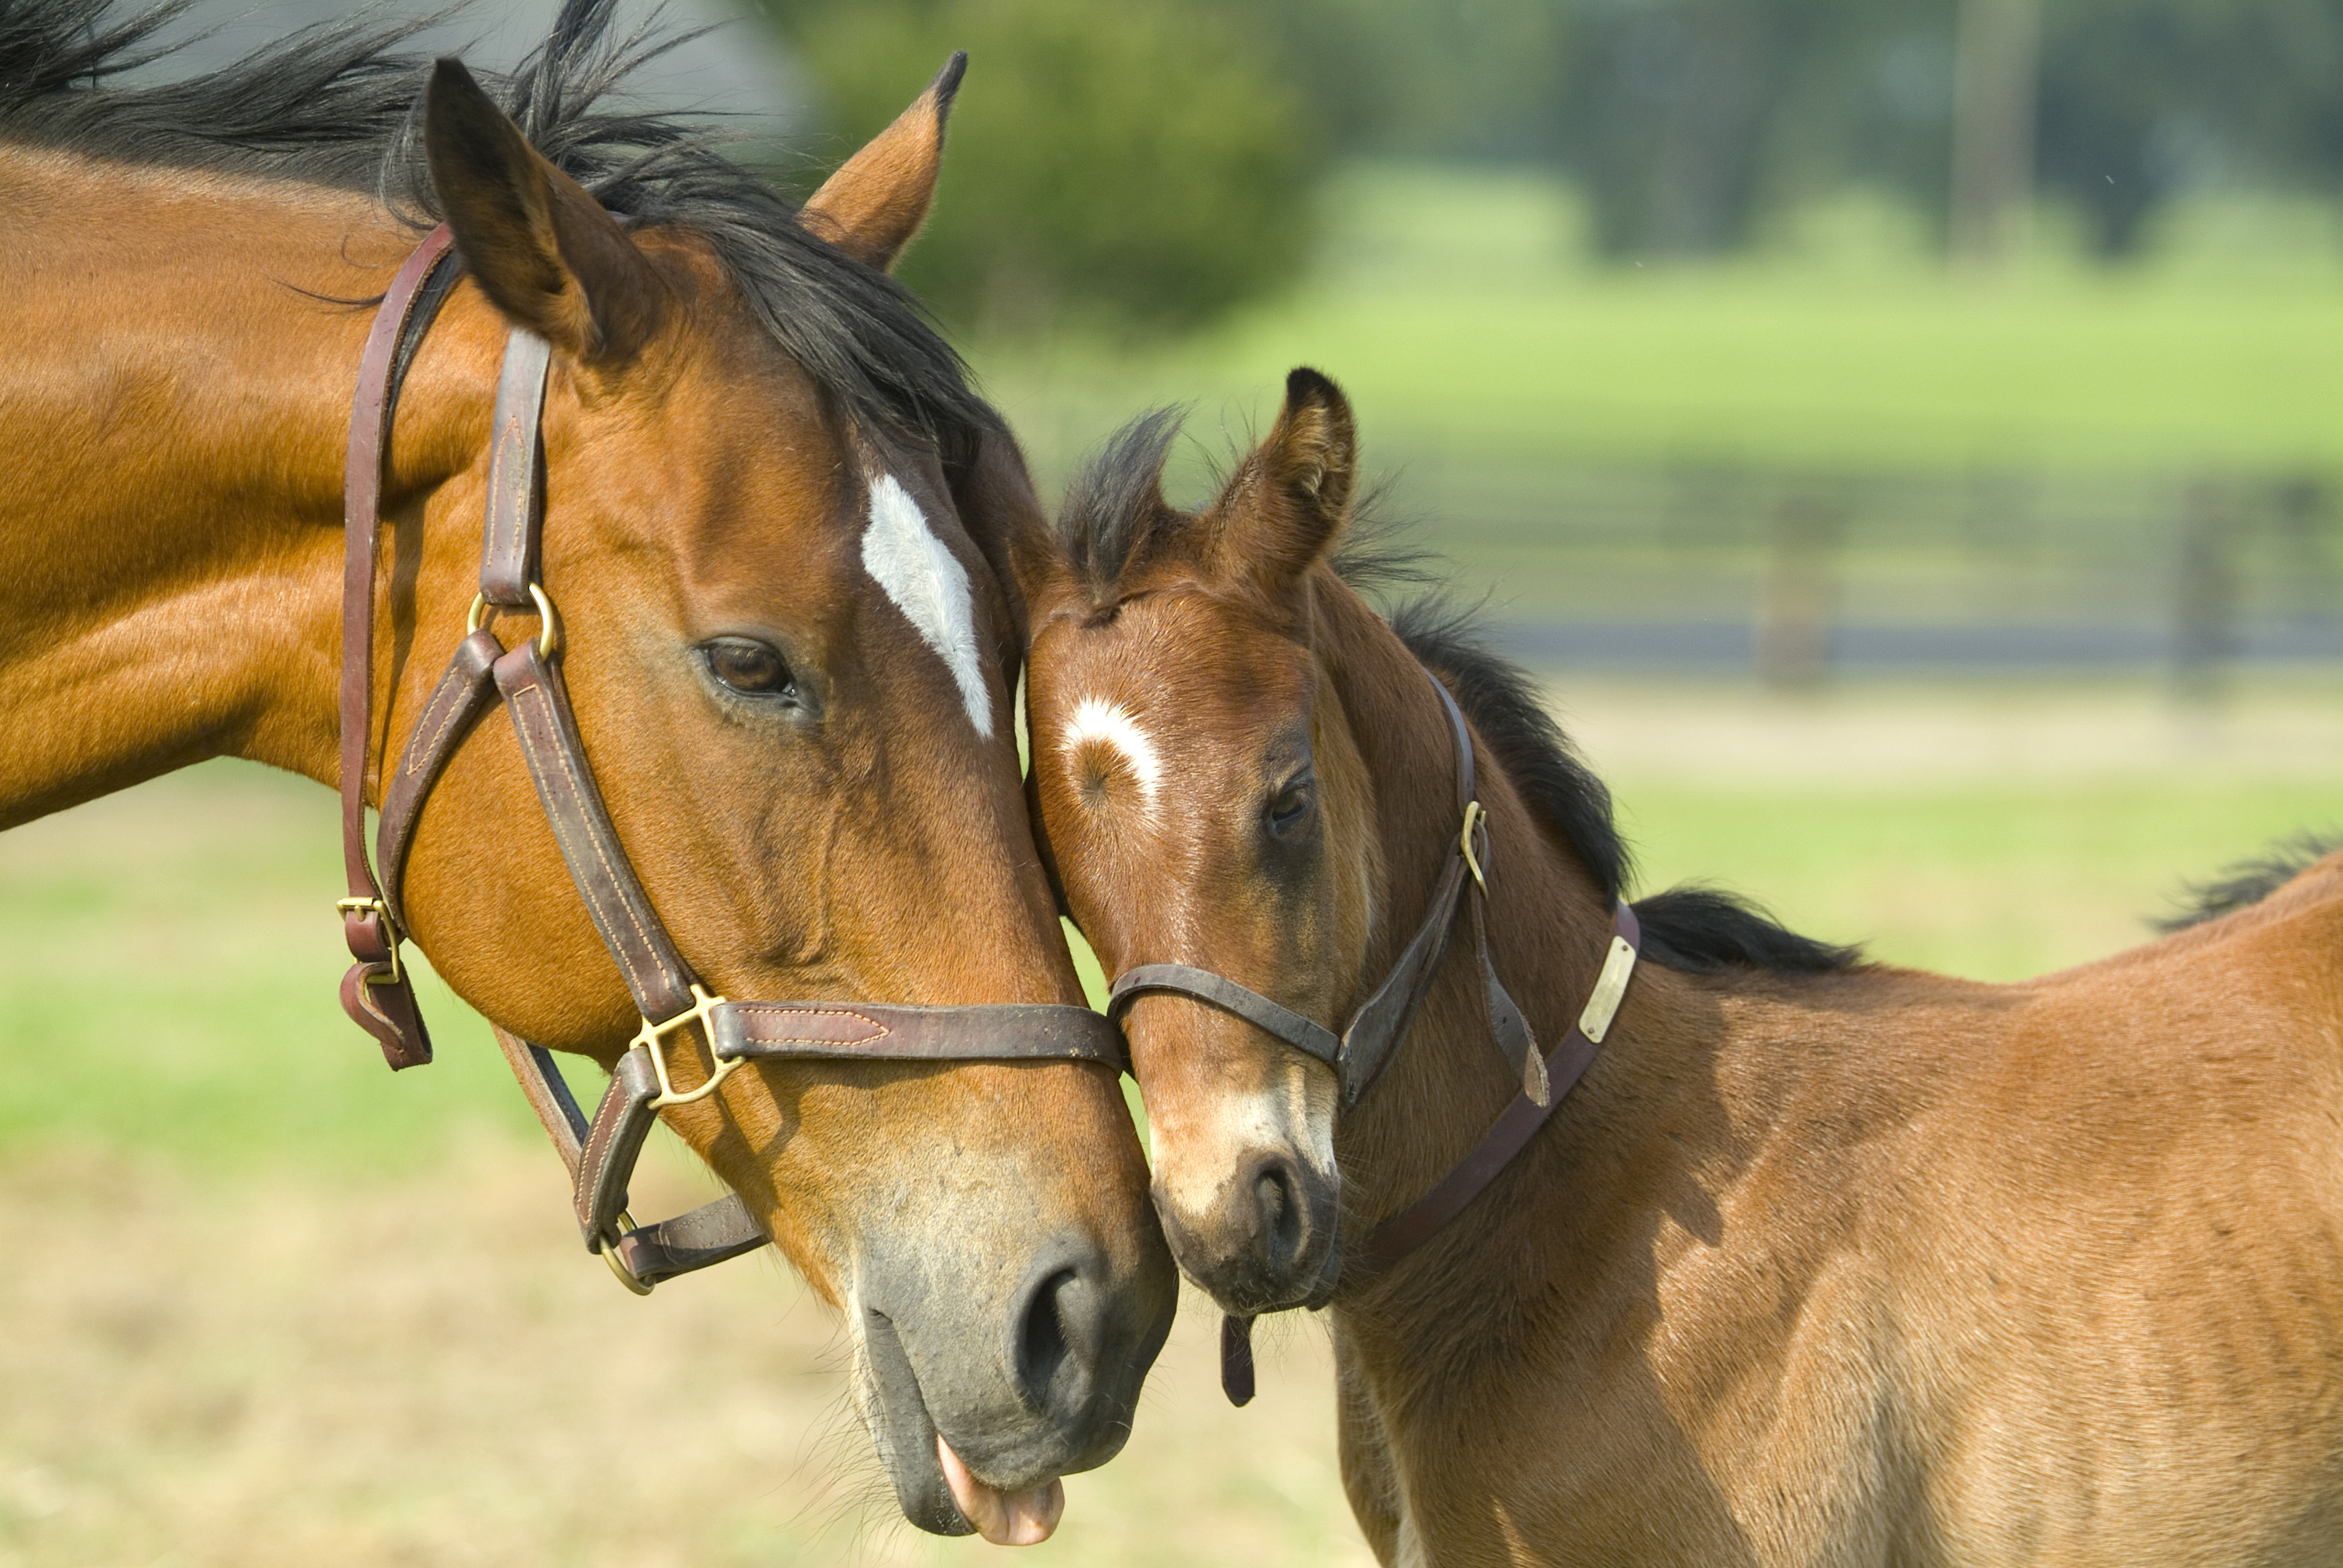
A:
[0,1138,1368,1568]
[7,676,2340,1566]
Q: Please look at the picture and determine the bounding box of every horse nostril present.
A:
[1012,1266,1079,1411]
[1254,1158,1309,1275]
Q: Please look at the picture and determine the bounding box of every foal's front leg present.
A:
[1335,1344,1410,1564]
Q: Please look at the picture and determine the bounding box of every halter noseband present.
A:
[1101,664,1643,1401]
[336,226,1125,1293]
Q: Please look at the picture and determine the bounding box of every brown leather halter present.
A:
[337,225,1125,1293]
[1104,668,1643,1401]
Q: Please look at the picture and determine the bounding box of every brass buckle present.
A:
[597,1209,655,1296]
[335,896,404,985]
[635,984,741,1109]
[466,581,562,659]
[1458,801,1489,892]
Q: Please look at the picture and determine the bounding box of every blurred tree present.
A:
[1548,0,1951,256]
[2036,0,2343,256]
[770,0,1319,335]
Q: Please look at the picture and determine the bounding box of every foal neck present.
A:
[0,151,498,823]
[1313,582,1626,1268]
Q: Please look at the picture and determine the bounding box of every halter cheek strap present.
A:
[337,227,1127,1294]
[1105,676,1543,1109]
[1102,665,1643,1403]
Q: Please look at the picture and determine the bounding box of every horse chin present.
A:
[856,1308,1071,1545]
[856,1308,975,1538]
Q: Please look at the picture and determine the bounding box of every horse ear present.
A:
[800,52,965,272]
[423,58,665,363]
[1209,367,1357,595]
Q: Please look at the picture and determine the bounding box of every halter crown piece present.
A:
[1104,669,1643,1403]
[336,226,1126,1293]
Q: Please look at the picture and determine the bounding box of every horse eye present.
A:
[1266,773,1316,836]
[702,637,793,698]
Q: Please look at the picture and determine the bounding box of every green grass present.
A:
[3,705,2324,1171]
[0,761,538,1173]
[976,170,2343,482]
[1617,779,2340,982]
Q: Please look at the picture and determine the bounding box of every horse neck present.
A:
[0,148,494,825]
[1311,583,1626,1243]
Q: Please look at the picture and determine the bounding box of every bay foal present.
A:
[0,2,1172,1539]
[1013,369,2343,1565]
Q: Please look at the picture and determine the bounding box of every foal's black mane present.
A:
[2157,830,2341,933]
[0,0,994,446]
[1058,415,1863,979]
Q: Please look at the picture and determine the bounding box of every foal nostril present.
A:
[1253,1157,1312,1276]
[1010,1265,1079,1412]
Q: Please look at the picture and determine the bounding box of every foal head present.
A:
[1013,373,1378,1315]
[371,49,1168,1537]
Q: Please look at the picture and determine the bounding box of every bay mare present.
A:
[0,0,1174,1541]
[1012,370,2343,1565]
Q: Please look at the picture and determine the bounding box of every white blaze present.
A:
[1061,698,1163,813]
[860,473,993,738]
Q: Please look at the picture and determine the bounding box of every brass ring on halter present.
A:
[464,583,563,659]
[599,1209,655,1295]
[1459,800,1488,892]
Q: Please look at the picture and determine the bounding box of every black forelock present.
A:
[1055,404,1189,605]
[0,0,996,449]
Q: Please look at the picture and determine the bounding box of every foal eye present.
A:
[1265,773,1316,836]
[702,637,795,698]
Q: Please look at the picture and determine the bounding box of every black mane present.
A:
[2157,831,2341,933]
[0,0,994,445]
[1388,601,1860,978]
[1057,412,1862,979]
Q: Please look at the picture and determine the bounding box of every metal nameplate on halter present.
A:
[1577,937,1637,1044]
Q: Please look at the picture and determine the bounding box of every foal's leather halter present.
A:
[1103,668,1643,1401]
[337,225,1124,1292]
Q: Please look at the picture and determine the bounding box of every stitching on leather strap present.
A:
[507,679,657,1001]
[731,1006,889,1040]
[404,675,474,776]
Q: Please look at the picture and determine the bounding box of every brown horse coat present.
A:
[0,4,1171,1539]
[1015,369,2343,1566]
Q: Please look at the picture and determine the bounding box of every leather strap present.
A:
[494,1025,592,1173]
[1221,1313,1258,1408]
[480,329,553,606]
[335,229,1127,1297]
[339,223,456,1071]
[376,628,502,926]
[611,1195,769,1284]
[1103,672,1533,1109]
[492,640,698,1026]
[1095,664,1597,1398]
[714,1000,1127,1068]
[580,1045,661,1243]
[1107,968,1339,1070]
[1347,899,1641,1284]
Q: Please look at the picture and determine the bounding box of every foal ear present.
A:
[1210,367,1357,594]
[799,52,965,272]
[423,58,665,364]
